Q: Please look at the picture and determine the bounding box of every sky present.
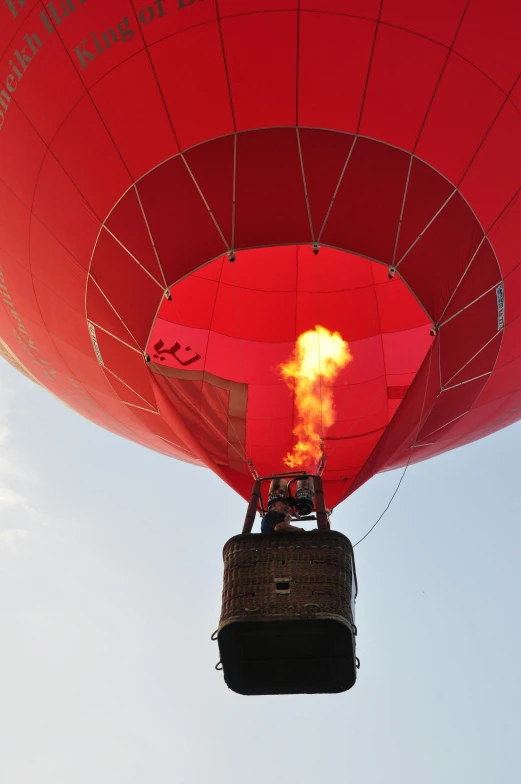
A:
[0,357,520,784]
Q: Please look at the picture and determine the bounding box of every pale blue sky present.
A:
[0,358,520,784]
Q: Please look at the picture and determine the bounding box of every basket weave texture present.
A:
[219,530,356,629]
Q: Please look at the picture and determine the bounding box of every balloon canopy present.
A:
[0,0,520,506]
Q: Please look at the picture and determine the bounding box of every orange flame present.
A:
[280,325,352,470]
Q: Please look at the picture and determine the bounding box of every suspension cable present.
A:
[352,340,435,548]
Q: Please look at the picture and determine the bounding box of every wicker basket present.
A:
[217,530,358,695]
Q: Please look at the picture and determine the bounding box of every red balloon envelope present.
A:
[0,0,520,506]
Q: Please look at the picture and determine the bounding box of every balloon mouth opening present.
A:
[145,244,433,480]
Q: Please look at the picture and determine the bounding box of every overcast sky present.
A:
[1,357,520,784]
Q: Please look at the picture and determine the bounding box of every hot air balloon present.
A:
[1,0,520,694]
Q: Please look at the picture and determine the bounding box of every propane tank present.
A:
[295,477,315,516]
[268,477,289,502]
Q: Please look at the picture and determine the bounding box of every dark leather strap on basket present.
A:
[242,479,261,534]
[314,476,329,530]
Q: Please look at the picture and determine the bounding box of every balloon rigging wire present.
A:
[353,460,411,548]
[326,161,450,464]
[352,340,435,548]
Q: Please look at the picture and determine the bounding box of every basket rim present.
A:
[222,530,353,555]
